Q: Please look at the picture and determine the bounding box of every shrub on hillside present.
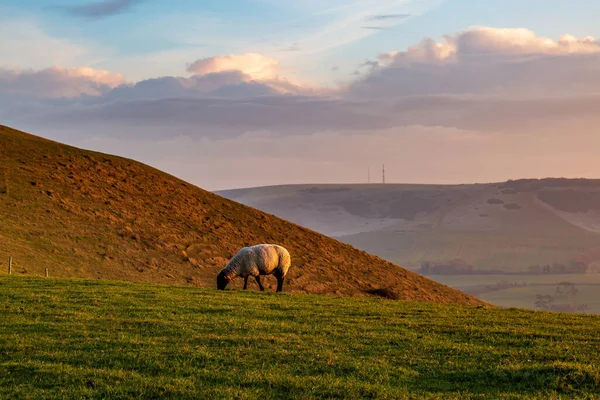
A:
[487,198,505,205]
[366,288,400,300]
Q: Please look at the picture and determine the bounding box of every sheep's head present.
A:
[216,271,232,290]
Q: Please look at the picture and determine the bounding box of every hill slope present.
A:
[2,277,600,399]
[0,125,483,305]
[218,183,600,272]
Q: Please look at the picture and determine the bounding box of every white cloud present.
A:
[187,53,280,80]
[185,53,331,95]
[349,27,600,98]
[57,66,125,88]
[0,49,325,103]
[377,27,600,66]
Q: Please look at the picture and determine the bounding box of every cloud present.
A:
[367,14,410,21]
[362,13,410,31]
[0,66,125,99]
[278,43,302,52]
[98,72,250,101]
[9,50,327,110]
[61,0,143,19]
[6,28,600,140]
[6,26,600,188]
[4,28,600,159]
[18,95,385,140]
[348,27,600,98]
[359,60,379,69]
[0,18,110,70]
[266,0,429,56]
[187,53,281,81]
[185,53,329,96]
[377,26,600,65]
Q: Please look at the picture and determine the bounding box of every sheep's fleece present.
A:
[220,244,291,280]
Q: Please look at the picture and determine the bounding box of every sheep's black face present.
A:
[217,271,230,290]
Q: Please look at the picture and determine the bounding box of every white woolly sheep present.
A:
[216,244,291,292]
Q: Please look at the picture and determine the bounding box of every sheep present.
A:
[216,244,291,292]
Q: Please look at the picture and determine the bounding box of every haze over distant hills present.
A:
[218,180,600,273]
[0,125,485,306]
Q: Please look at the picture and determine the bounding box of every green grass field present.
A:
[2,277,600,399]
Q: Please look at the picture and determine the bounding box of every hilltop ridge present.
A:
[0,125,484,306]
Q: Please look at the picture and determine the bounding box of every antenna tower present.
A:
[382,164,386,184]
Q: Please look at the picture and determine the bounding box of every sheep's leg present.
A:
[276,276,284,293]
[254,276,265,291]
[243,276,249,290]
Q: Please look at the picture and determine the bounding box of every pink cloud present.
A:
[377,27,600,66]
[186,53,330,96]
[349,28,600,99]
[187,53,281,80]
[0,66,124,98]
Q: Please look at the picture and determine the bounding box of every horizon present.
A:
[214,176,600,192]
[3,1,600,190]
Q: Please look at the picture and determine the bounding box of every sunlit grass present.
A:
[1,276,599,399]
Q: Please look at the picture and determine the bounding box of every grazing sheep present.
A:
[216,244,291,292]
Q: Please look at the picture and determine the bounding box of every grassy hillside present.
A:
[0,125,483,305]
[1,277,599,399]
[218,183,600,273]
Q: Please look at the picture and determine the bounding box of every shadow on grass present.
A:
[408,364,600,396]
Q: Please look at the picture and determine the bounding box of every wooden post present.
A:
[45,268,49,278]
[8,257,12,275]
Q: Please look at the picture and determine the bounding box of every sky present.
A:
[2,0,600,190]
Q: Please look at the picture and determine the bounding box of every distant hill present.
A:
[217,181,600,273]
[0,125,483,305]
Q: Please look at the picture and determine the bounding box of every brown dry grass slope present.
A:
[0,125,485,305]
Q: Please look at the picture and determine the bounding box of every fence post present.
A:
[45,268,49,278]
[8,256,12,275]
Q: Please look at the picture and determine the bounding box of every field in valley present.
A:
[218,182,600,274]
[2,276,600,399]
[339,230,597,272]
[428,274,600,314]
[219,183,600,314]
